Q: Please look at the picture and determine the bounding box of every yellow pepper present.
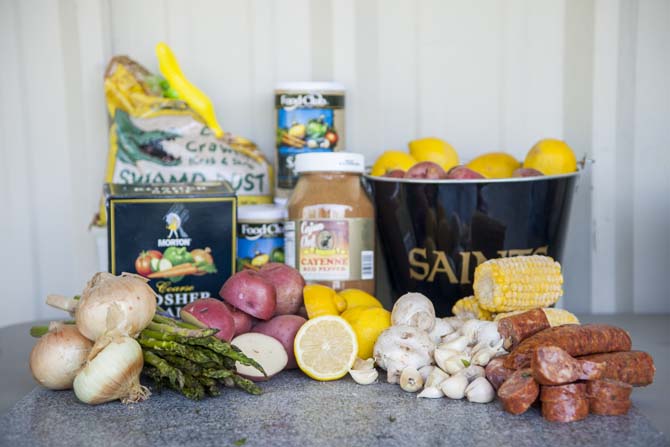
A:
[155,42,224,138]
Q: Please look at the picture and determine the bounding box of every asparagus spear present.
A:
[143,351,185,388]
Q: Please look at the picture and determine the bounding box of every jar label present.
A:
[284,218,374,281]
[237,222,285,271]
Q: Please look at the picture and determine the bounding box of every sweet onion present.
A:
[73,335,149,405]
[29,322,92,390]
[73,272,156,341]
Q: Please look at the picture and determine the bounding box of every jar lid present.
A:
[275,81,345,92]
[238,204,287,221]
[294,152,365,174]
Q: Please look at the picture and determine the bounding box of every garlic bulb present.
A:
[30,322,92,390]
[73,335,149,405]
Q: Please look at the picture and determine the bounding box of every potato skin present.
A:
[253,315,306,369]
[223,302,255,336]
[182,298,236,341]
[219,270,277,320]
[258,263,305,316]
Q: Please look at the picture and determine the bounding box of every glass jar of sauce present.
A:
[285,152,375,294]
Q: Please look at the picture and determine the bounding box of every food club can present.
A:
[274,82,345,198]
[366,172,580,316]
[237,204,287,272]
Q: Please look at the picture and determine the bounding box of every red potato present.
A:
[258,263,305,316]
[513,167,544,177]
[384,169,406,178]
[231,332,288,381]
[223,302,255,336]
[220,270,276,320]
[181,298,235,342]
[253,315,306,369]
[405,161,447,179]
[446,166,485,179]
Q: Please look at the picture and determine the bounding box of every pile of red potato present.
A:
[182,263,307,380]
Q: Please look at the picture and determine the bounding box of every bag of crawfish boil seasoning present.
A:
[95,55,273,225]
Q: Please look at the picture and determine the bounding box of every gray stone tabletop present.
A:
[0,370,668,447]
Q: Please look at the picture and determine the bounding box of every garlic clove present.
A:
[441,354,471,375]
[425,367,449,388]
[440,331,462,344]
[440,374,469,399]
[417,386,444,398]
[434,347,461,371]
[456,365,486,383]
[353,357,375,370]
[438,335,470,352]
[399,367,424,392]
[465,377,496,403]
[349,367,379,385]
[418,365,435,382]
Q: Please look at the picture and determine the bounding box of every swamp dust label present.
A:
[284,218,374,281]
[105,182,236,318]
[408,245,549,285]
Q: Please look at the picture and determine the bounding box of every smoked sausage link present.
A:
[590,399,632,416]
[531,346,605,385]
[497,308,550,350]
[540,383,587,402]
[587,379,632,402]
[485,356,514,391]
[497,368,539,415]
[579,351,655,386]
[542,398,589,422]
[504,324,632,370]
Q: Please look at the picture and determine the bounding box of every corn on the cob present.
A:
[473,255,563,312]
[451,296,493,320]
[494,308,579,326]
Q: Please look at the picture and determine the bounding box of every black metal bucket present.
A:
[366,172,579,316]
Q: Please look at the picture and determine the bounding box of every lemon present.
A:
[466,152,520,178]
[303,284,340,319]
[338,289,383,311]
[523,139,577,175]
[371,151,417,176]
[408,137,459,171]
[294,315,358,381]
[343,306,391,359]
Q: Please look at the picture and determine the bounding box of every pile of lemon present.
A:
[293,286,390,381]
[371,137,578,178]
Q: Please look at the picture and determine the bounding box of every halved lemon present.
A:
[294,315,358,381]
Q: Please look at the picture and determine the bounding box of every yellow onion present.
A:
[73,335,149,405]
[75,272,156,341]
[30,322,93,390]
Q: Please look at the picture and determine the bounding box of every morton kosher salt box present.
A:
[105,182,236,317]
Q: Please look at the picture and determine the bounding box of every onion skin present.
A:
[76,272,156,341]
[73,336,149,405]
[30,323,92,390]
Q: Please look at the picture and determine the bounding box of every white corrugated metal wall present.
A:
[0,0,668,327]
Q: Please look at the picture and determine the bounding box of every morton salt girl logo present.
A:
[299,221,350,279]
[158,204,192,248]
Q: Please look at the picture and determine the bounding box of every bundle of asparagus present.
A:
[139,313,265,400]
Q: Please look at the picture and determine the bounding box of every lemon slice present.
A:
[294,315,358,381]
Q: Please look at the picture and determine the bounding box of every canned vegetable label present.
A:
[237,221,285,271]
[275,90,345,191]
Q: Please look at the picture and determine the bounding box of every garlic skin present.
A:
[73,336,149,405]
[442,317,465,331]
[465,377,496,403]
[438,335,470,352]
[471,339,506,366]
[349,368,378,385]
[441,374,469,399]
[373,325,435,384]
[425,367,449,388]
[399,367,424,392]
[391,293,436,332]
[30,322,93,390]
[417,387,444,398]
